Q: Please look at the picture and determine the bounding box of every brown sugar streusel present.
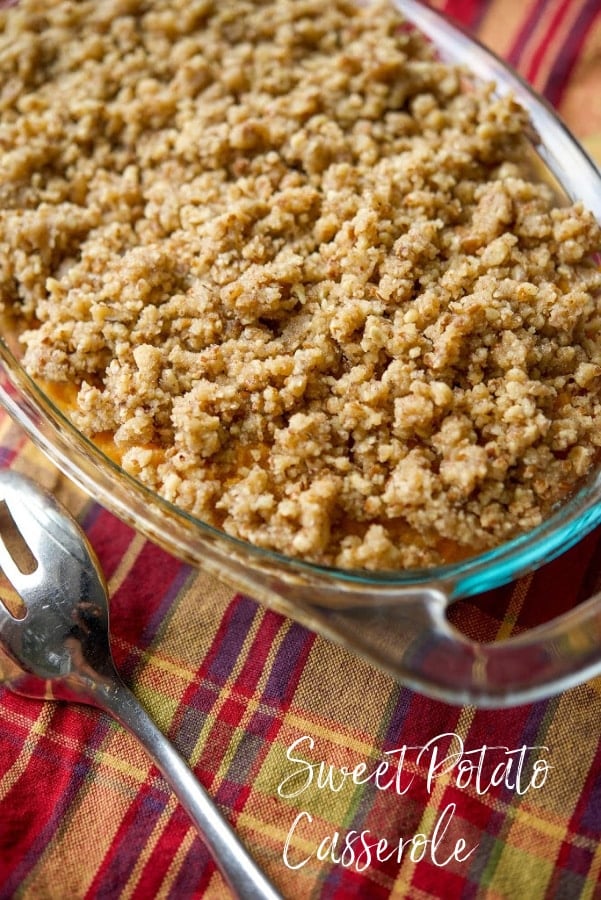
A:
[1,0,600,570]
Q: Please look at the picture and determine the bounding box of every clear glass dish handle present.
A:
[318,590,601,707]
[230,576,601,708]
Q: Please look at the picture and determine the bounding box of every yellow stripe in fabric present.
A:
[186,618,289,773]
[151,827,237,900]
[291,639,399,740]
[1,704,109,764]
[531,1,586,92]
[565,27,601,138]
[20,731,166,899]
[537,686,600,818]
[236,809,314,866]
[107,532,148,595]
[151,573,234,672]
[508,0,564,75]
[483,686,601,897]
[139,649,214,682]
[201,872,238,900]
[388,705,477,898]
[0,705,51,799]
[154,827,199,899]
[494,574,532,640]
[119,798,181,900]
[281,711,396,761]
[479,0,533,57]
[509,805,579,843]
[86,745,151,785]
[215,718,258,783]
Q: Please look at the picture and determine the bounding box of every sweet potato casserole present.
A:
[1,0,600,569]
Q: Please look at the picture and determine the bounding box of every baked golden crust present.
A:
[1,0,601,568]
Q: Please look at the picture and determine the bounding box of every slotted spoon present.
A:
[0,469,281,900]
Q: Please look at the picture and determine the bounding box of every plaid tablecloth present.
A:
[1,1,601,898]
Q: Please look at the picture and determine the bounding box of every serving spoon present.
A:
[0,469,281,900]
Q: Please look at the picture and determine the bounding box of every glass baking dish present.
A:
[1,0,601,708]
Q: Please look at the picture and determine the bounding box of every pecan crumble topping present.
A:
[1,0,600,569]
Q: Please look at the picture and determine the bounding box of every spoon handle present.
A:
[97,679,282,900]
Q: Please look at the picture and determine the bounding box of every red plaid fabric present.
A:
[0,2,600,898]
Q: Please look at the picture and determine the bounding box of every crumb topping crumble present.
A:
[1,0,600,569]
